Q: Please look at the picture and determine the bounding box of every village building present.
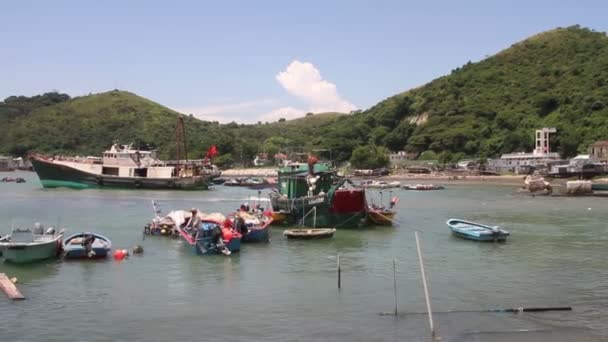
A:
[388,151,417,167]
[589,140,608,162]
[0,156,14,171]
[489,128,562,174]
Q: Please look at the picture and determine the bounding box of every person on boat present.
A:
[32,222,45,235]
[233,215,248,236]
[185,208,201,233]
[82,233,96,257]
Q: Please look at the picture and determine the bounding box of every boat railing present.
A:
[298,206,317,228]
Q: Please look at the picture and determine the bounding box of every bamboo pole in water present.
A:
[393,259,398,316]
[337,253,341,290]
[415,231,436,339]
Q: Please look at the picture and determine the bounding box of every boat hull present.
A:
[270,189,367,228]
[193,237,241,255]
[31,156,210,190]
[1,239,61,264]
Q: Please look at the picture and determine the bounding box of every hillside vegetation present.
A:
[349,26,608,159]
[1,26,607,166]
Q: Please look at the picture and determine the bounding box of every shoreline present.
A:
[220,168,528,185]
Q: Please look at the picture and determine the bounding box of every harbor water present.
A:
[1,171,607,341]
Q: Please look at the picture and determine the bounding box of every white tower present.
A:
[534,127,556,155]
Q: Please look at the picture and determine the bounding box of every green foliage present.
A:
[418,150,437,160]
[349,145,390,169]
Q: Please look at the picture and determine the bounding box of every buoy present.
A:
[160,229,167,235]
[132,245,144,254]
[113,249,127,261]
[10,277,17,284]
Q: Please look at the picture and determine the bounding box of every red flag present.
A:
[206,145,218,159]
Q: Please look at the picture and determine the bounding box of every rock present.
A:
[133,245,144,254]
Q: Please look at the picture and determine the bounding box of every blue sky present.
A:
[1,0,606,123]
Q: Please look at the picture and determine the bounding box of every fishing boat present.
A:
[283,228,336,239]
[269,156,367,228]
[63,232,112,259]
[365,193,398,226]
[0,225,63,264]
[403,184,445,191]
[446,218,510,242]
[176,212,241,256]
[144,201,180,237]
[230,211,273,243]
[29,118,220,190]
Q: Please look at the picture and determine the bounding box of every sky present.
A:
[1,0,607,123]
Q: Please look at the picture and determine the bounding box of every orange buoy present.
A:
[113,249,127,261]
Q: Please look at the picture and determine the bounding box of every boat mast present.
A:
[175,117,189,173]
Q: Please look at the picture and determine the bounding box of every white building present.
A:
[490,128,562,173]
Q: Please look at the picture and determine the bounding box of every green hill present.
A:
[0,90,222,159]
[2,26,607,165]
[344,25,608,159]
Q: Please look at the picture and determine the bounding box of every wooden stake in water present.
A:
[337,253,341,290]
[393,259,398,316]
[415,231,436,338]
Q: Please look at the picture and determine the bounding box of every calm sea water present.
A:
[0,171,607,341]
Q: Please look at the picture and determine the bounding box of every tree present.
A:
[349,145,390,169]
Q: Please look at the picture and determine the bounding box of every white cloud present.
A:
[171,61,356,124]
[275,60,357,114]
[173,98,278,123]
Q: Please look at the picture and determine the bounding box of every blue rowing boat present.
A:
[63,232,112,259]
[446,218,509,242]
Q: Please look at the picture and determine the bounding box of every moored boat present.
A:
[446,218,509,242]
[30,145,217,190]
[0,225,64,264]
[366,208,396,225]
[283,228,336,239]
[269,157,367,228]
[360,180,400,189]
[144,201,181,237]
[29,118,220,190]
[230,211,273,243]
[403,184,445,191]
[63,232,112,259]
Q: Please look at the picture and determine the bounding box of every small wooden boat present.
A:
[446,218,509,242]
[283,228,336,240]
[366,208,395,225]
[403,184,445,191]
[177,212,241,255]
[0,227,63,264]
[63,232,112,259]
[270,210,289,224]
